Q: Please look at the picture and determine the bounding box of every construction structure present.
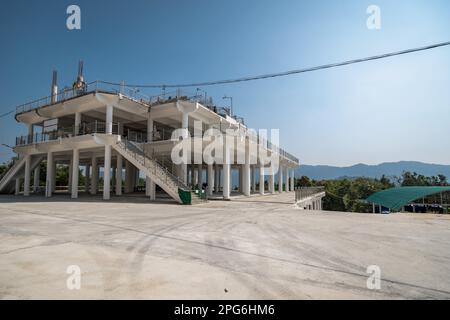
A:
[367,186,450,213]
[0,63,299,204]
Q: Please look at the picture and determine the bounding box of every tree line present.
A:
[295,172,449,212]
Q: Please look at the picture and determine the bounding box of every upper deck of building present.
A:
[13,80,299,165]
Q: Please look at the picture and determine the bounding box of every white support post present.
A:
[27,124,33,143]
[91,157,98,195]
[145,114,156,199]
[33,165,40,193]
[116,154,123,196]
[181,111,189,185]
[45,152,53,197]
[208,164,214,196]
[74,112,81,135]
[71,149,79,199]
[15,178,20,195]
[259,165,265,195]
[85,165,90,193]
[223,144,230,200]
[24,155,31,196]
[243,144,251,196]
[252,166,256,193]
[198,164,203,189]
[278,164,283,193]
[106,105,113,134]
[290,168,295,191]
[269,165,275,194]
[285,167,290,192]
[103,145,111,200]
[52,162,57,193]
[68,157,73,193]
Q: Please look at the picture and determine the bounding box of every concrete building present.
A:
[0,70,298,204]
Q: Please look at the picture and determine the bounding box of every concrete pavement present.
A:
[1,192,450,299]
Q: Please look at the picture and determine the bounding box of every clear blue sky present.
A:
[0,0,449,166]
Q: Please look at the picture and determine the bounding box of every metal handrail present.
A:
[15,121,120,146]
[295,187,325,202]
[15,81,151,115]
[119,138,189,191]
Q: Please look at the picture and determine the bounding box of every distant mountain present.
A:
[295,161,450,180]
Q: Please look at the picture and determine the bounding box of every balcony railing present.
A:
[295,187,325,202]
[15,81,151,115]
[15,121,120,146]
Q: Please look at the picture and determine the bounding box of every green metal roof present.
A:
[366,186,450,211]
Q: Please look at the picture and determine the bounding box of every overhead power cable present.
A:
[1,41,449,119]
[100,41,450,88]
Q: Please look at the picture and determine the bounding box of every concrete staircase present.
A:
[0,155,45,194]
[113,139,202,204]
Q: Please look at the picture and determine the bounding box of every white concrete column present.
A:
[285,167,290,192]
[291,168,295,191]
[269,165,275,194]
[45,152,53,197]
[71,149,79,199]
[33,165,40,192]
[198,164,203,189]
[27,124,33,143]
[106,105,113,134]
[214,164,219,192]
[74,112,81,135]
[223,144,231,200]
[252,166,256,193]
[243,146,251,196]
[278,165,283,193]
[181,111,189,185]
[85,165,90,192]
[52,162,57,193]
[147,114,154,142]
[15,178,20,195]
[24,155,31,196]
[259,165,265,195]
[146,176,155,200]
[68,157,73,193]
[90,157,98,195]
[207,164,214,196]
[103,145,111,199]
[116,154,122,196]
[145,113,156,199]
[124,160,131,193]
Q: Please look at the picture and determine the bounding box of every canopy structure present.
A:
[366,186,450,211]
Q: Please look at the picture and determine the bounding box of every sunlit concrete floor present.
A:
[1,192,450,299]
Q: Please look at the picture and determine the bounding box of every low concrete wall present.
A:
[296,191,326,210]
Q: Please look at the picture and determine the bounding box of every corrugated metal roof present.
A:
[366,186,450,210]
